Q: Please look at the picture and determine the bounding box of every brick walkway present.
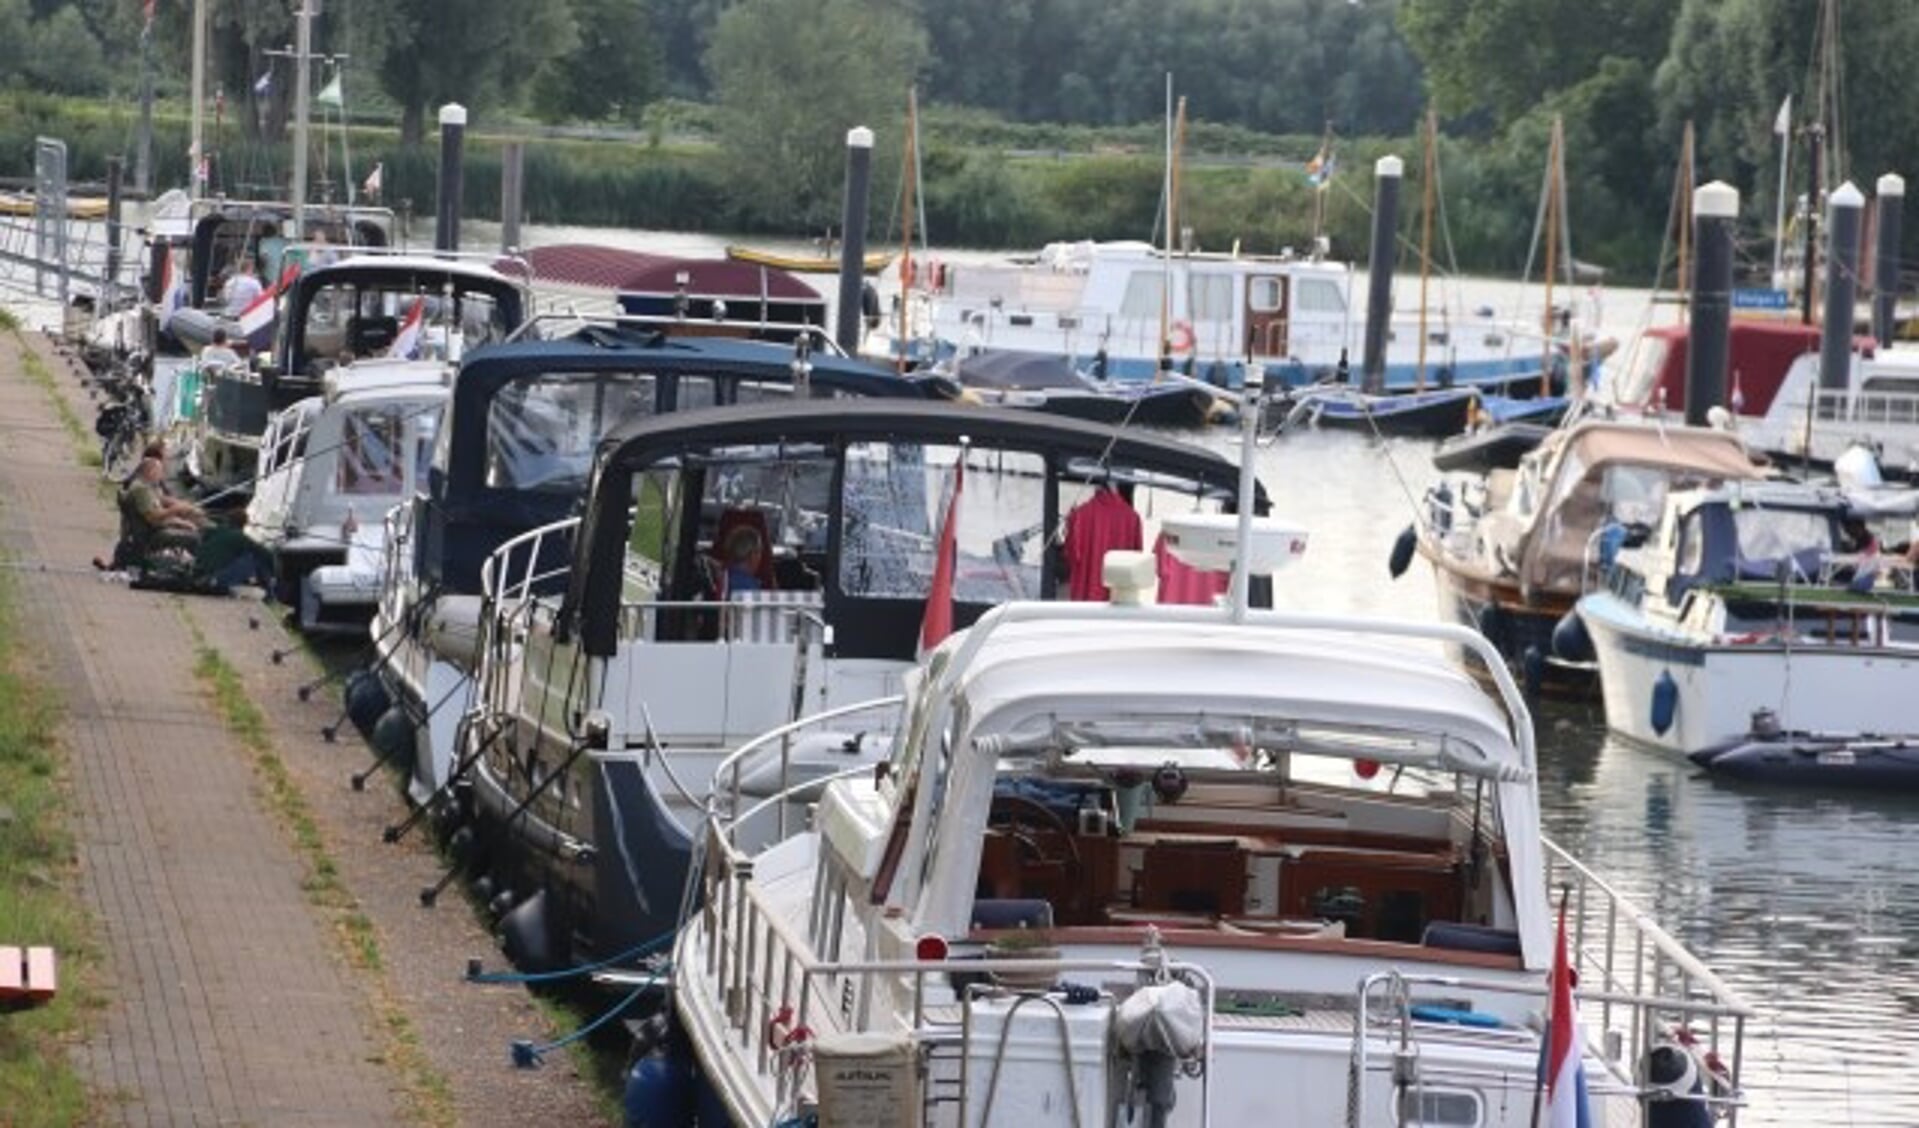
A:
[0,331,401,1125]
[0,326,610,1127]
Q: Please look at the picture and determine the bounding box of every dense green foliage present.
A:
[6,0,1919,277]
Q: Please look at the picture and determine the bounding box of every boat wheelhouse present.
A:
[368,330,942,809]
[1411,419,1763,696]
[1579,479,1919,755]
[246,364,447,630]
[663,590,1750,1126]
[465,401,1265,967]
[883,240,1596,396]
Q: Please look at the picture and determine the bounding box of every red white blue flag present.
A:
[237,263,300,349]
[918,453,964,655]
[386,297,426,359]
[1543,899,1593,1128]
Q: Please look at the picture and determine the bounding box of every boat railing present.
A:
[504,310,848,356]
[1542,837,1752,1123]
[649,816,1219,1125]
[704,694,903,839]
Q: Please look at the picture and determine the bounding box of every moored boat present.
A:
[1578,478,1919,756]
[656,530,1751,1126]
[724,243,894,274]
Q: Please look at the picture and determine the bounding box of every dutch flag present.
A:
[386,297,426,360]
[916,453,964,656]
[236,263,301,350]
[1542,899,1593,1128]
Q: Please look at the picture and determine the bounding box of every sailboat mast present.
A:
[1159,74,1174,370]
[1416,108,1436,393]
[1540,118,1561,398]
[1772,97,1792,287]
[189,0,206,198]
[291,1,314,238]
[895,86,917,376]
[1677,121,1694,322]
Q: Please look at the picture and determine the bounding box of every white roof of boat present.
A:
[330,253,516,282]
[945,614,1521,768]
[322,361,452,403]
[1672,478,1850,513]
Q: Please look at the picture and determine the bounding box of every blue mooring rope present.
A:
[465,928,675,986]
[509,966,665,1069]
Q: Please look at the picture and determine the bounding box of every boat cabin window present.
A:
[1294,278,1347,314]
[1188,274,1233,322]
[486,372,656,493]
[336,404,436,495]
[838,443,1047,603]
[1733,507,1834,577]
[300,282,511,371]
[1248,277,1283,313]
[1119,271,1166,319]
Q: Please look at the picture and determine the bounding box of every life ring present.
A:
[1168,320,1196,355]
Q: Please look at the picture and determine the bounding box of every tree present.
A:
[368,0,579,143]
[530,0,662,124]
[24,4,110,95]
[1399,0,1675,126]
[705,0,928,229]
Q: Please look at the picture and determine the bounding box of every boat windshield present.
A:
[839,442,1049,603]
[1733,506,1834,575]
[337,402,440,496]
[485,372,656,493]
[299,280,510,372]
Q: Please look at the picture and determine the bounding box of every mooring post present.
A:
[1873,174,1904,348]
[500,140,525,255]
[834,126,875,355]
[435,103,467,254]
[1819,182,1864,392]
[1360,155,1403,396]
[1687,181,1738,427]
[105,157,123,307]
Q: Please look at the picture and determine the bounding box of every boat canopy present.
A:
[1520,421,1764,594]
[896,612,1547,967]
[275,257,527,390]
[564,400,1264,658]
[955,350,1089,390]
[420,330,938,593]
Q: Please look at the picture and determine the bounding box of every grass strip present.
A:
[188,633,456,1127]
[0,570,98,1126]
[4,322,96,466]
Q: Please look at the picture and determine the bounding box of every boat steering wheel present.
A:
[988,794,1083,880]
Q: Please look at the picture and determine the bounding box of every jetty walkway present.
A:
[0,327,605,1124]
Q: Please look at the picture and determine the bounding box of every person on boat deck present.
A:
[221,258,263,317]
[1062,483,1142,600]
[199,328,243,372]
[721,525,770,596]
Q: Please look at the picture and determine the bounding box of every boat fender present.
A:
[372,705,414,763]
[1388,524,1417,579]
[499,888,560,972]
[861,282,881,330]
[1551,612,1594,663]
[1522,646,1545,701]
[622,1017,691,1128]
[1642,1042,1712,1128]
[343,668,391,734]
[1650,671,1679,737]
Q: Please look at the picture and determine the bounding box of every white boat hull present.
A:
[1581,591,1919,755]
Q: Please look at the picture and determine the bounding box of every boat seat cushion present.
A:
[970,899,1055,933]
[1421,922,1522,955]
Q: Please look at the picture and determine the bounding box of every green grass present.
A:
[188,634,456,1127]
[0,571,99,1126]
[6,326,93,464]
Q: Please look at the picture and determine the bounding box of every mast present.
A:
[290,1,314,238]
[1677,121,1694,322]
[1158,73,1174,371]
[1416,107,1436,393]
[895,86,917,376]
[1772,96,1792,287]
[1539,117,1562,398]
[189,0,206,198]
